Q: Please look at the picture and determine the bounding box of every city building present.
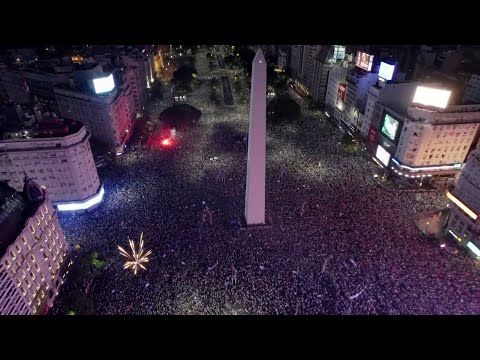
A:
[120,52,149,115]
[445,149,480,259]
[54,64,135,150]
[325,63,349,123]
[359,81,419,139]
[371,86,480,181]
[277,47,290,71]
[343,66,378,132]
[310,47,333,104]
[0,110,103,210]
[463,73,480,105]
[0,178,69,315]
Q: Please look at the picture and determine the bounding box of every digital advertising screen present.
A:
[93,74,115,94]
[375,145,391,167]
[355,51,374,72]
[379,62,395,81]
[381,113,400,141]
[412,86,451,109]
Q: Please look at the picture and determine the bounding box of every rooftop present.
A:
[1,114,84,141]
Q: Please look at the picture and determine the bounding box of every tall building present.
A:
[359,82,419,138]
[277,47,290,71]
[344,68,378,131]
[445,149,480,259]
[0,110,103,210]
[310,47,333,104]
[120,54,149,114]
[325,63,349,121]
[371,87,480,181]
[0,179,69,315]
[54,65,135,150]
[289,45,304,79]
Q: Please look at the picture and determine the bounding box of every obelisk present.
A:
[245,49,266,225]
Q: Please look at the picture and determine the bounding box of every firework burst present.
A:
[118,232,152,275]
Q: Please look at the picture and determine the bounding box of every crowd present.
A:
[51,47,480,315]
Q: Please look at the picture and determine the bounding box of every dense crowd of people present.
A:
[52,47,480,315]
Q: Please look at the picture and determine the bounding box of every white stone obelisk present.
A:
[245,49,266,225]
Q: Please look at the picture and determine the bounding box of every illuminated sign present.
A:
[93,74,115,94]
[446,190,477,220]
[375,145,391,167]
[412,86,451,109]
[355,51,374,72]
[392,158,462,172]
[337,84,346,103]
[448,230,461,242]
[381,113,400,141]
[368,126,379,145]
[57,186,105,211]
[379,62,395,81]
[467,242,480,257]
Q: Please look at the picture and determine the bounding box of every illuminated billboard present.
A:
[355,51,374,72]
[375,145,391,167]
[412,86,451,109]
[381,113,400,141]
[337,84,346,103]
[93,74,115,94]
[379,62,395,81]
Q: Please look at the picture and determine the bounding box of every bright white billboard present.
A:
[412,86,451,109]
[93,74,115,94]
[375,145,391,167]
[379,62,395,81]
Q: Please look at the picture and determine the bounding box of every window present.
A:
[22,236,27,246]
[30,225,35,235]
[15,244,21,253]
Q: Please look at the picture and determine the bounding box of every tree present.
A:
[172,65,197,89]
[233,79,243,94]
[61,251,106,315]
[267,94,301,124]
[151,82,163,100]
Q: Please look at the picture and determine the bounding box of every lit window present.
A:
[52,224,56,231]
[26,279,31,288]
[22,236,27,246]
[22,270,26,279]
[15,244,21,253]
[32,308,37,314]
[22,288,26,296]
[30,225,35,235]
[55,232,59,240]
[30,271,35,281]
[48,215,52,221]
[35,263,40,272]
[4,259,11,268]
[16,278,21,287]
[40,209,45,219]
[40,291,45,299]
[47,228,51,236]
[10,250,16,261]
[36,216,41,225]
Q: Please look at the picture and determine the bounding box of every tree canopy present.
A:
[159,104,201,130]
[267,94,301,124]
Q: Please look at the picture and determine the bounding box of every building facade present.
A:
[344,69,378,131]
[54,85,134,149]
[373,103,480,180]
[0,180,69,315]
[446,149,480,258]
[0,117,103,208]
[463,74,480,105]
